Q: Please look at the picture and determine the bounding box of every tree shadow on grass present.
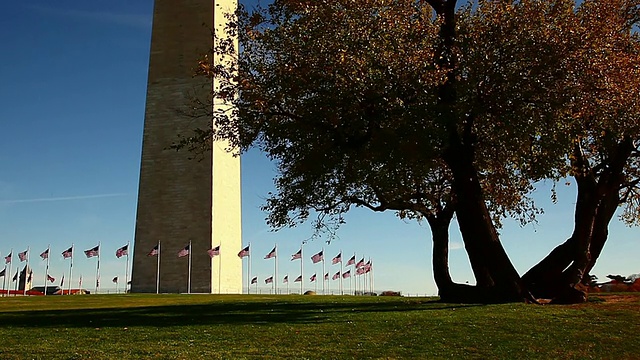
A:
[0,297,483,328]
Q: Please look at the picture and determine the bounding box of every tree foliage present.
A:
[177,0,640,302]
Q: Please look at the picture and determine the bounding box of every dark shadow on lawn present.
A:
[0,298,483,328]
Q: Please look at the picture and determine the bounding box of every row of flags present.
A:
[235,245,368,268]
[4,244,129,264]
[142,242,373,294]
[1,243,130,295]
[234,244,374,294]
[0,271,120,286]
[6,243,366,266]
[145,244,221,258]
[250,268,371,284]
[144,243,369,268]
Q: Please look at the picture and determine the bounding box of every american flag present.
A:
[4,253,11,264]
[238,245,250,258]
[115,244,128,258]
[291,249,302,261]
[178,244,190,258]
[60,274,64,287]
[283,275,288,283]
[61,247,73,259]
[332,271,340,280]
[310,273,317,282]
[332,252,342,265]
[365,261,372,273]
[84,245,99,258]
[264,247,276,259]
[40,248,49,260]
[356,266,366,275]
[147,244,159,257]
[342,270,351,279]
[346,255,356,266]
[294,275,302,282]
[251,276,257,284]
[12,269,18,282]
[47,274,55,283]
[311,250,323,264]
[27,270,33,282]
[18,250,28,262]
[0,268,5,277]
[324,273,329,281]
[207,245,220,258]
[356,258,365,268]
[112,276,118,283]
[265,276,273,284]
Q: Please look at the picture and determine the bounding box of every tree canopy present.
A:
[177,0,640,303]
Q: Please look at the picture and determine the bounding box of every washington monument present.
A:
[130,0,242,294]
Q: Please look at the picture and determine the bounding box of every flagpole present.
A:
[248,243,252,294]
[96,242,101,294]
[7,248,18,297]
[274,243,278,295]
[371,259,375,294]
[44,245,50,296]
[125,241,130,294]
[69,244,74,295]
[245,252,249,294]
[5,250,10,296]
[4,259,8,296]
[367,259,371,293]
[156,240,161,294]
[218,244,222,294]
[368,258,371,293]
[340,249,343,295]
[300,243,304,295]
[0,251,3,297]
[322,247,325,295]
[351,252,355,295]
[187,240,192,294]
[1,265,5,297]
[7,249,12,297]
[286,274,289,294]
[2,248,13,297]
[23,247,30,296]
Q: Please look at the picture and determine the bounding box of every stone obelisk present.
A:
[130,0,242,294]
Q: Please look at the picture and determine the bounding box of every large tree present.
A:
[522,0,640,303]
[178,0,640,303]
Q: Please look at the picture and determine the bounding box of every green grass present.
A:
[1,293,639,359]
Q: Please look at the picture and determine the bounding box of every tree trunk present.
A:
[427,206,497,303]
[427,208,455,291]
[523,139,632,303]
[429,0,527,303]
[582,189,619,281]
[444,145,526,302]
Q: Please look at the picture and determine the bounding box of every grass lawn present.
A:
[0,293,639,359]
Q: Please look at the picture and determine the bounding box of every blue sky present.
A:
[0,1,637,295]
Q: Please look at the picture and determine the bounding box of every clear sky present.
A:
[0,1,637,296]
